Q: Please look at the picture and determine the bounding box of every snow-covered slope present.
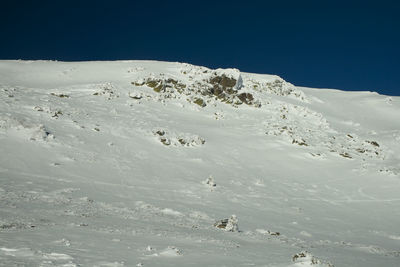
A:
[0,60,399,267]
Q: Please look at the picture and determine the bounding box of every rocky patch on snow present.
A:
[203,175,216,190]
[131,68,264,107]
[263,102,385,168]
[92,82,119,100]
[214,215,239,232]
[152,129,205,147]
[291,251,334,266]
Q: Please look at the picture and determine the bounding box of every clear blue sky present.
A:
[1,0,399,96]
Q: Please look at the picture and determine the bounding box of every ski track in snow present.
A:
[0,60,400,266]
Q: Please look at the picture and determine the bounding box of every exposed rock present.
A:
[146,79,165,92]
[51,93,69,98]
[292,138,308,146]
[366,140,380,147]
[135,78,186,94]
[203,176,216,188]
[292,251,334,266]
[155,130,165,136]
[237,92,254,105]
[160,137,170,146]
[209,74,238,96]
[51,110,63,119]
[340,152,352,158]
[194,98,206,107]
[153,129,205,147]
[267,230,280,236]
[356,148,366,153]
[214,215,238,232]
[128,92,143,99]
[92,83,119,100]
[130,68,306,108]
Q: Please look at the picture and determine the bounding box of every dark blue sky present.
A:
[1,0,399,96]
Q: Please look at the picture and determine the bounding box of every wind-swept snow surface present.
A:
[0,60,400,266]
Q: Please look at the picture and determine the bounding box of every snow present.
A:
[0,60,400,266]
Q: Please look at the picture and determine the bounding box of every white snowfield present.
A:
[0,60,399,267]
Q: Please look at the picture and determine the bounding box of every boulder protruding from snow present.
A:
[214,215,239,232]
[292,251,334,266]
[203,175,216,189]
[209,68,243,94]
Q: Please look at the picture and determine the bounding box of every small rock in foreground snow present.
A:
[214,215,239,232]
[291,251,334,266]
[203,175,216,189]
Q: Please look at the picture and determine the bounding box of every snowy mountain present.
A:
[0,60,399,267]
